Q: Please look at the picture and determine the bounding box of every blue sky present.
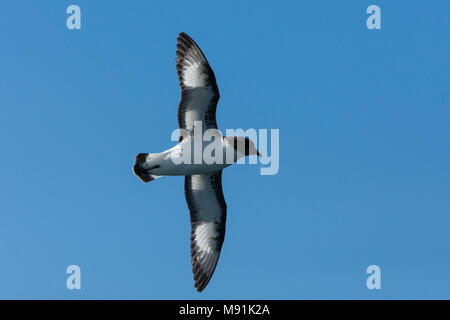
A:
[0,1,449,299]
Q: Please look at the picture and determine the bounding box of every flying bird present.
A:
[133,32,260,292]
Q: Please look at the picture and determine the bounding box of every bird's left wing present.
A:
[176,32,220,138]
[184,171,227,292]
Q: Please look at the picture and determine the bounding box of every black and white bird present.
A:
[133,33,260,292]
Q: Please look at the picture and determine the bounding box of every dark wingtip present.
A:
[178,32,190,39]
[195,281,207,293]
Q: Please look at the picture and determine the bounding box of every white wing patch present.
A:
[195,222,219,255]
[182,88,216,132]
[182,62,207,88]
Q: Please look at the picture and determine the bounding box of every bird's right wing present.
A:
[184,171,227,292]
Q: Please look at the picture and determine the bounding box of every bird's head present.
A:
[227,136,262,159]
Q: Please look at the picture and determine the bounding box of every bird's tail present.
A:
[133,153,162,183]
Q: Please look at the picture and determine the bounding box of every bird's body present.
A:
[133,33,259,292]
[135,135,256,177]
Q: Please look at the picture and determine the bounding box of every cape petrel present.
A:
[133,32,260,292]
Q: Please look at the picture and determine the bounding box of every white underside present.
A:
[143,136,238,176]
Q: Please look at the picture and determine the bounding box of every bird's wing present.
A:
[176,32,220,139]
[184,171,227,292]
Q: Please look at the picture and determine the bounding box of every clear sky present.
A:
[0,1,449,299]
